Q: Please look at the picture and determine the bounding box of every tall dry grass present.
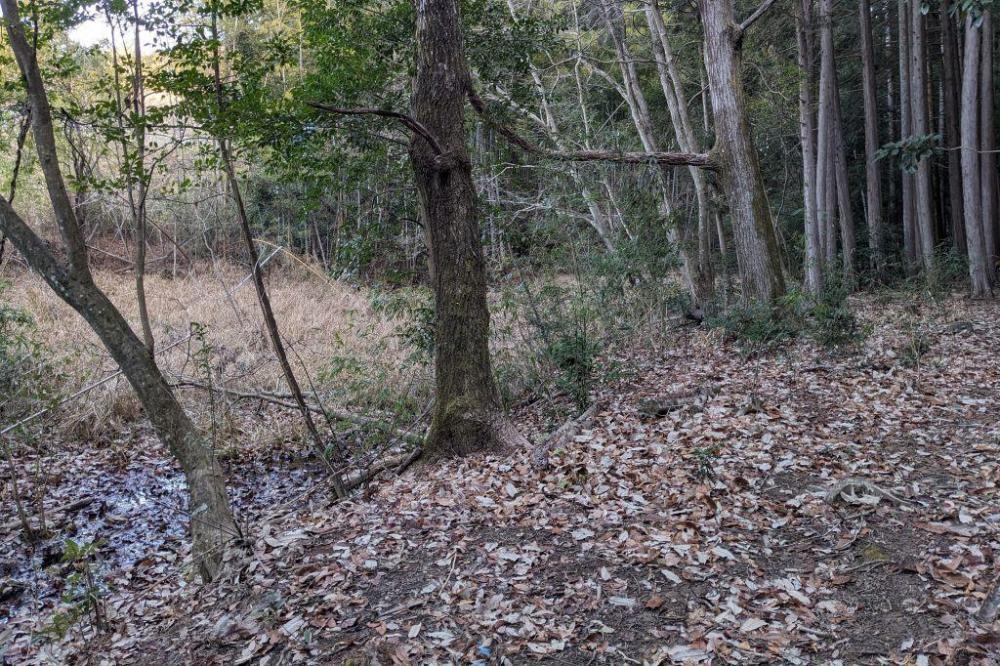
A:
[0,255,427,447]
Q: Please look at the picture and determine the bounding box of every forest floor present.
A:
[2,289,1000,665]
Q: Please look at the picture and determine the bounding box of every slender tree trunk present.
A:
[899,0,918,271]
[209,13,346,494]
[815,0,833,272]
[600,1,710,306]
[646,0,715,304]
[699,0,785,302]
[132,0,153,354]
[410,0,527,455]
[980,11,998,275]
[910,0,936,272]
[823,142,839,267]
[961,15,994,297]
[830,71,857,284]
[797,0,823,294]
[0,0,238,579]
[941,4,966,253]
[860,0,885,277]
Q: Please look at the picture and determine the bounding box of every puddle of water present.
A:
[1,454,326,624]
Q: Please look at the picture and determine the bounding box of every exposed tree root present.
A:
[532,403,598,470]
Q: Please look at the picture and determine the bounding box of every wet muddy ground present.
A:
[1,427,330,633]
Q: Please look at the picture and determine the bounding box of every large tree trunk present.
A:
[797,0,823,294]
[699,0,785,303]
[909,0,936,272]
[980,11,998,276]
[0,0,237,580]
[941,4,966,253]
[859,0,884,278]
[410,0,526,456]
[961,15,994,297]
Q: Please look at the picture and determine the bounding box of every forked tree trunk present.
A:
[645,0,715,304]
[961,15,994,297]
[797,0,823,294]
[0,0,237,579]
[410,0,527,456]
[600,1,711,307]
[859,0,884,278]
[699,0,785,303]
[909,0,936,272]
[941,5,966,252]
[817,0,855,284]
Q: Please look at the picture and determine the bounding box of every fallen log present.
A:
[341,448,423,492]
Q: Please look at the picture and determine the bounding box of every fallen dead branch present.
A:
[532,403,598,470]
[825,477,911,506]
[341,448,423,493]
[171,379,425,447]
[0,495,95,535]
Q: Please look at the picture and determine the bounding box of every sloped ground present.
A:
[3,295,1000,665]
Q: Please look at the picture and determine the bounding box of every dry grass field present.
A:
[0,253,430,449]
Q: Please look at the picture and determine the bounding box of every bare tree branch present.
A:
[308,103,445,156]
[737,0,781,42]
[466,88,717,170]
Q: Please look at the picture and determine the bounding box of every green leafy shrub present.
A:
[708,284,864,355]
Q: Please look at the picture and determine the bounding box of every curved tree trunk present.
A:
[699,0,785,303]
[410,0,527,456]
[0,0,238,580]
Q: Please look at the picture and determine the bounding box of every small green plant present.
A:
[42,538,107,640]
[806,283,862,347]
[899,323,933,368]
[693,444,721,479]
[707,283,864,355]
[707,301,799,356]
